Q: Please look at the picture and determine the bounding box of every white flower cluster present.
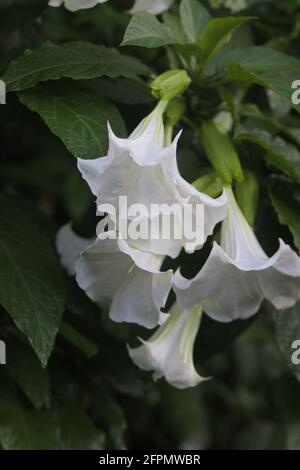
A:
[57,101,300,389]
[48,0,174,14]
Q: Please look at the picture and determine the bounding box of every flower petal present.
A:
[174,243,263,322]
[49,0,107,11]
[175,238,300,322]
[110,268,172,328]
[259,239,300,309]
[221,186,268,269]
[75,238,131,309]
[77,155,109,203]
[129,304,206,389]
[77,127,178,211]
[76,238,172,328]
[108,102,167,165]
[56,223,94,275]
[129,0,174,15]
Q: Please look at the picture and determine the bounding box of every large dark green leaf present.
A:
[179,0,211,43]
[18,83,126,158]
[121,12,175,48]
[2,42,149,92]
[201,17,254,65]
[0,197,65,366]
[212,47,300,113]
[235,127,300,184]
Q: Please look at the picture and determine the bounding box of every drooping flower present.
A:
[129,0,174,15]
[56,223,173,329]
[56,223,94,276]
[78,101,227,259]
[174,186,300,322]
[48,0,107,11]
[129,303,207,389]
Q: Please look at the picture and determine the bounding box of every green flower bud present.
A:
[151,70,191,101]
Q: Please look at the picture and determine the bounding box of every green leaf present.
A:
[273,302,300,383]
[162,12,188,45]
[235,128,300,184]
[218,47,300,113]
[201,17,254,65]
[121,12,175,48]
[87,77,154,105]
[270,189,300,251]
[2,41,149,92]
[179,0,211,43]
[7,337,50,409]
[56,402,105,450]
[0,196,65,366]
[266,139,300,184]
[59,321,98,359]
[18,83,126,158]
[0,379,59,450]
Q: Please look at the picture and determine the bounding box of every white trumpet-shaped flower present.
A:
[78,101,227,259]
[129,303,206,389]
[175,186,300,322]
[56,223,172,329]
[56,223,94,276]
[76,236,173,328]
[129,0,174,15]
[49,0,107,11]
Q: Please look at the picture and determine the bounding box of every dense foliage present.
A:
[1,0,300,450]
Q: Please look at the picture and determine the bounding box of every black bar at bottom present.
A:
[0,450,298,467]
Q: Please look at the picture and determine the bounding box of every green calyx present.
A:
[200,119,243,185]
[235,169,259,227]
[151,69,191,101]
[192,170,223,198]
